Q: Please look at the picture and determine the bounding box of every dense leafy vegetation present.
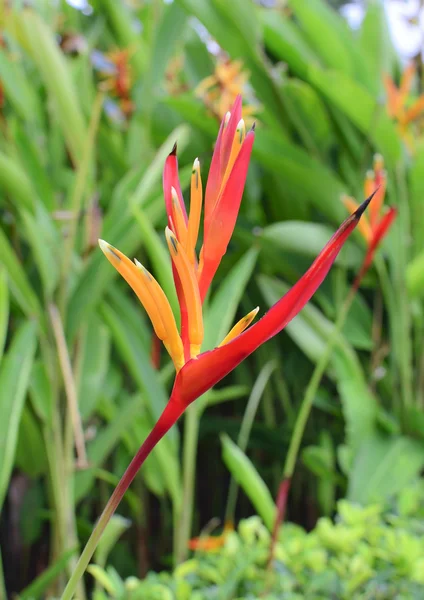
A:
[90,482,424,599]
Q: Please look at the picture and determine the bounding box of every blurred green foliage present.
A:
[0,0,423,596]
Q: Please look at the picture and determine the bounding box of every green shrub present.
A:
[90,482,424,600]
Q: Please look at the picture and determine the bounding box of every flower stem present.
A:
[61,399,184,600]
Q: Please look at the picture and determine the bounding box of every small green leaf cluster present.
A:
[90,482,424,600]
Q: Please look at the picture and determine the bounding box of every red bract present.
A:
[98,95,373,537]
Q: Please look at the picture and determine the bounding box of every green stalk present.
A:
[392,164,414,411]
[374,257,402,418]
[225,361,276,526]
[175,404,199,564]
[282,290,354,480]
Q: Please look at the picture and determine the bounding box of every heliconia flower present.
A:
[96,48,134,117]
[196,58,258,124]
[383,62,424,150]
[99,94,374,483]
[342,155,397,281]
[64,97,373,595]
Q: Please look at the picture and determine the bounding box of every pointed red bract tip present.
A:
[205,95,244,225]
[170,141,177,156]
[163,149,188,229]
[353,187,379,219]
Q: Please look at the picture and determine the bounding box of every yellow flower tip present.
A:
[373,154,384,171]
[224,111,231,127]
[219,306,260,347]
[193,157,200,170]
[165,226,178,255]
[236,118,246,143]
[171,186,179,203]
[170,188,188,247]
[247,306,260,322]
[98,239,121,265]
[133,257,153,280]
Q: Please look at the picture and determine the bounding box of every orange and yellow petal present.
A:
[219,307,259,347]
[187,158,202,266]
[99,240,184,370]
[383,73,401,118]
[165,228,203,358]
[399,62,416,108]
[403,95,424,124]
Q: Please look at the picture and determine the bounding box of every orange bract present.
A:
[384,63,424,150]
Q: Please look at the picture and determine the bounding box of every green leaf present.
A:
[359,0,397,95]
[348,433,424,504]
[94,515,131,568]
[281,79,334,152]
[147,2,188,95]
[15,406,47,478]
[0,269,9,363]
[0,227,42,319]
[21,205,60,299]
[11,124,55,211]
[0,48,40,122]
[406,250,424,298]
[261,222,361,268]
[409,143,424,257]
[221,434,275,531]
[74,394,143,503]
[11,10,87,164]
[288,0,355,76]
[307,66,402,168]
[29,361,54,425]
[0,321,37,510]
[0,151,36,212]
[78,317,111,421]
[261,9,317,79]
[86,565,118,596]
[253,129,347,221]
